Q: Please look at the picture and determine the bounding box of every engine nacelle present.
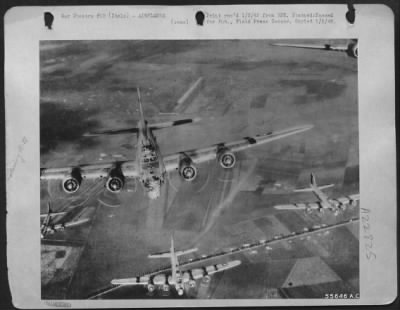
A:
[106,167,125,193]
[189,280,196,288]
[62,168,82,193]
[176,285,184,296]
[147,284,155,293]
[217,148,236,169]
[179,157,197,181]
[347,42,358,58]
[203,275,211,283]
[162,284,170,292]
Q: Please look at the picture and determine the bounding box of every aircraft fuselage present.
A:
[136,121,166,199]
[310,185,339,212]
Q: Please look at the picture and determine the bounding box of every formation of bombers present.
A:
[40,41,360,297]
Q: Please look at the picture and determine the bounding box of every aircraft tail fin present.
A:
[310,173,317,187]
[137,87,145,124]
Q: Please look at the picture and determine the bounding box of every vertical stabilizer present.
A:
[137,88,145,126]
[310,173,317,187]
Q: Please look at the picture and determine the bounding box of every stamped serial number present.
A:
[325,293,359,299]
[44,301,71,308]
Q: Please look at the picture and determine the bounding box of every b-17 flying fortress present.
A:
[40,202,93,239]
[271,39,358,58]
[110,236,241,296]
[40,40,359,299]
[41,88,312,200]
[274,173,360,215]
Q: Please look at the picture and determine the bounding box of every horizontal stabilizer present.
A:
[148,247,198,259]
[175,248,198,257]
[294,184,334,193]
[293,187,314,193]
[317,184,335,190]
[148,252,171,259]
[149,117,201,130]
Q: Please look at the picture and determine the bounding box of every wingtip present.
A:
[231,259,242,266]
[270,43,285,47]
[282,124,314,134]
[300,124,314,131]
[82,132,96,137]
[292,124,314,133]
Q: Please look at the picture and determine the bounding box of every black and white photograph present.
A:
[5,4,396,307]
[39,39,360,299]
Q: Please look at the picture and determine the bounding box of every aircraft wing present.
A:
[199,260,241,277]
[111,275,151,286]
[163,125,313,171]
[53,218,91,230]
[330,194,360,206]
[40,160,139,180]
[348,193,360,201]
[275,193,360,211]
[272,42,348,52]
[111,260,241,286]
[274,202,321,210]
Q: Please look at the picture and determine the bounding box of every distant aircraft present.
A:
[271,40,358,58]
[274,173,360,215]
[40,88,313,199]
[111,235,241,295]
[88,217,359,299]
[40,202,91,239]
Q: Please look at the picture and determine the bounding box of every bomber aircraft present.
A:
[111,235,241,296]
[40,88,313,200]
[271,39,358,58]
[89,217,359,299]
[40,202,93,239]
[274,173,360,215]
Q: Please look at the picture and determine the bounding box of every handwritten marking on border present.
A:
[7,136,28,181]
[361,208,376,260]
